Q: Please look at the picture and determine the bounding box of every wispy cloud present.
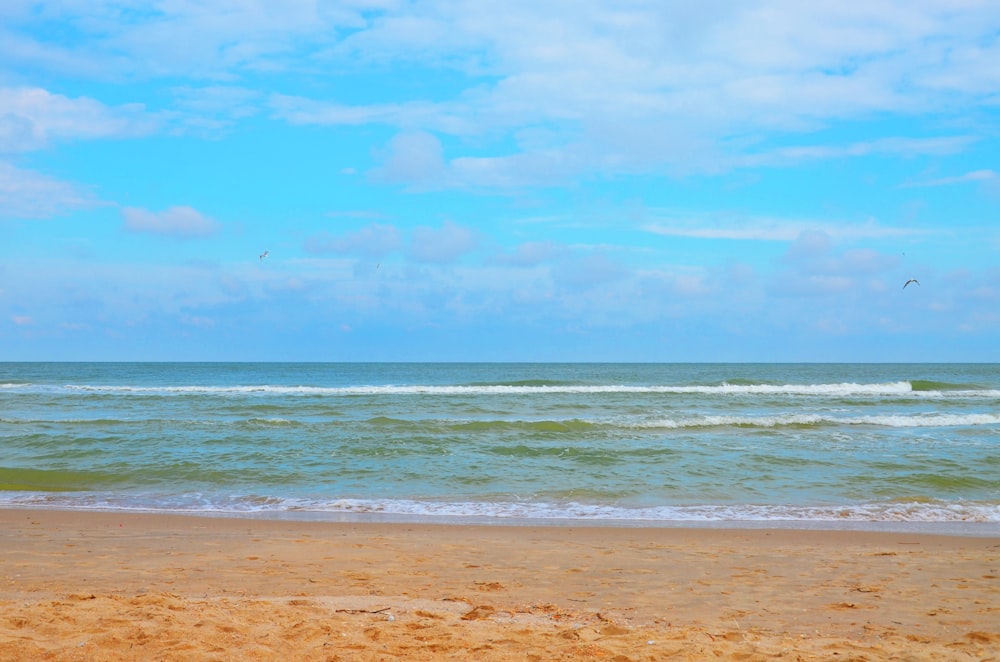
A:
[0,87,156,152]
[171,86,260,117]
[370,131,449,188]
[552,252,627,290]
[304,223,403,258]
[491,241,563,267]
[0,161,98,218]
[643,214,920,242]
[410,221,478,264]
[737,136,977,169]
[121,206,219,238]
[900,169,998,188]
[0,0,364,80]
[267,2,999,183]
[169,86,261,132]
[271,95,400,127]
[324,210,393,220]
[6,3,999,186]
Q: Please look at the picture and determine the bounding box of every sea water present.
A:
[1,363,997,532]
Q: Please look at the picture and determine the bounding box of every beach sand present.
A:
[0,510,997,660]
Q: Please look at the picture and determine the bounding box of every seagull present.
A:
[903,278,919,289]
[259,250,269,262]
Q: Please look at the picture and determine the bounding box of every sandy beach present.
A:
[0,510,997,660]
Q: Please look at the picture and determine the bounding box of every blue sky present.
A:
[1,1,998,362]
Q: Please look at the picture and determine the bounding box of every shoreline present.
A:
[2,503,998,537]
[2,508,997,660]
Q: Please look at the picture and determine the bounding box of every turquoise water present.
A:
[1,363,997,530]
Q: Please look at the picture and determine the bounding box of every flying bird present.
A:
[903,278,919,289]
[259,251,269,262]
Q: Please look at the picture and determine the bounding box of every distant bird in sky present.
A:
[903,278,919,289]
[259,250,269,262]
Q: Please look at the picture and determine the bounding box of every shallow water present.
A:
[1,362,997,530]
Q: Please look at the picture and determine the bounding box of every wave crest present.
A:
[25,380,997,398]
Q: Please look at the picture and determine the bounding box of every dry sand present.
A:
[0,509,997,660]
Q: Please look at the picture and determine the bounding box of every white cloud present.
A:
[121,206,219,238]
[409,221,477,263]
[552,252,627,290]
[783,231,833,262]
[172,86,260,117]
[0,24,111,80]
[271,94,396,126]
[841,248,897,275]
[371,131,447,188]
[777,274,856,297]
[0,87,155,152]
[169,86,261,132]
[449,150,581,188]
[646,222,801,242]
[268,1,1000,183]
[644,214,919,242]
[768,229,905,298]
[737,136,977,169]
[3,1,999,192]
[324,209,391,220]
[1,0,371,80]
[491,241,561,267]
[304,223,403,257]
[0,161,97,218]
[900,169,998,188]
[672,274,714,297]
[181,315,215,328]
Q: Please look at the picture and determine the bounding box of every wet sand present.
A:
[0,509,997,660]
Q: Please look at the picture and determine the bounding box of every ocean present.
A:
[1,363,998,533]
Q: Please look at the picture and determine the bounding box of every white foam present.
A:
[245,417,298,426]
[36,380,999,398]
[287,498,1000,523]
[636,412,1000,428]
[4,411,998,429]
[2,491,996,524]
[851,413,1000,427]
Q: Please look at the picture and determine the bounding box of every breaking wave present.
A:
[1,381,994,399]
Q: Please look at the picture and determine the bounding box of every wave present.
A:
[638,412,1000,429]
[245,417,301,426]
[287,498,1000,524]
[0,493,996,524]
[4,380,997,398]
[0,416,301,427]
[462,379,580,387]
[4,412,997,430]
[361,413,998,430]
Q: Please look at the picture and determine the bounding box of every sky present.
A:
[1,1,999,362]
